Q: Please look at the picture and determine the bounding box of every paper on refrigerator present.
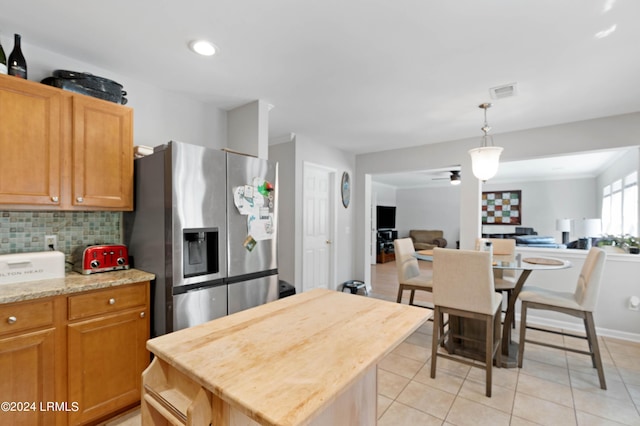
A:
[233,178,275,243]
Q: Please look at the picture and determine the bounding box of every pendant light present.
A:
[468,103,503,181]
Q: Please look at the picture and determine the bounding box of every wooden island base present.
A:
[141,289,430,426]
[142,357,377,426]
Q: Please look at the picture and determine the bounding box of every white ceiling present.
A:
[2,1,639,154]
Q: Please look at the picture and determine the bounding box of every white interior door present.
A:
[302,163,334,291]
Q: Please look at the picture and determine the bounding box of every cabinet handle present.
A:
[7,316,17,325]
[140,312,145,318]
[51,196,59,203]
[109,298,116,305]
[76,197,84,203]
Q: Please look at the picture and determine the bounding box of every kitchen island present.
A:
[142,288,430,426]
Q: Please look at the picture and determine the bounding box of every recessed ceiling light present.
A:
[189,40,217,56]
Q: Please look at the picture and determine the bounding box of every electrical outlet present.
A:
[45,235,57,251]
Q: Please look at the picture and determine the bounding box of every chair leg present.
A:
[584,312,607,390]
[517,302,528,368]
[510,290,514,327]
[494,307,502,368]
[409,289,416,305]
[396,285,404,303]
[508,290,515,329]
[431,306,440,379]
[485,314,493,397]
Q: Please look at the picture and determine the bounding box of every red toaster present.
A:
[74,244,130,274]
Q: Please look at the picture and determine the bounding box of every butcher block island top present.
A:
[143,288,431,426]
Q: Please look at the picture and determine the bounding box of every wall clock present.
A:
[341,172,351,208]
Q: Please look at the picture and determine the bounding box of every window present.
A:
[623,172,637,235]
[602,171,638,236]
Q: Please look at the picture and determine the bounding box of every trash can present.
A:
[340,280,368,295]
[279,280,296,299]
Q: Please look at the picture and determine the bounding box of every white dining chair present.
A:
[476,238,518,328]
[431,248,503,397]
[394,238,432,307]
[517,247,607,389]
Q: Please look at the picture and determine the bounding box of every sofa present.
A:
[409,230,447,251]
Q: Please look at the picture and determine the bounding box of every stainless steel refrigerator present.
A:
[125,141,278,337]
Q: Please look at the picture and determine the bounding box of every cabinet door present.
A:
[0,76,62,207]
[0,328,56,426]
[71,96,133,210]
[67,308,148,425]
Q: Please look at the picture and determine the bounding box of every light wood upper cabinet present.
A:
[0,76,63,207]
[71,96,133,210]
[0,74,133,211]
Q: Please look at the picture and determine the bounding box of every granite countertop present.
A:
[0,269,155,304]
[147,288,430,426]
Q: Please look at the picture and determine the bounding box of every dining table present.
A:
[415,249,572,367]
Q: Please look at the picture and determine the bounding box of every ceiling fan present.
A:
[432,170,461,185]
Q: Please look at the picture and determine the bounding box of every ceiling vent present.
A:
[489,83,518,99]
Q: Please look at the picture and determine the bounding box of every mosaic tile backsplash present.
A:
[0,211,122,270]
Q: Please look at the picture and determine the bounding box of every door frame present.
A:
[301,161,337,291]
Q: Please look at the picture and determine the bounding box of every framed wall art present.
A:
[482,190,521,225]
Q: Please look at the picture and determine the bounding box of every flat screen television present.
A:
[376,205,396,229]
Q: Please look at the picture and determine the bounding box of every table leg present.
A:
[500,269,531,367]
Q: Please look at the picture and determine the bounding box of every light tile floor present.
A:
[375,318,640,426]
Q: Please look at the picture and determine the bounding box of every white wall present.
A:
[396,186,461,246]
[391,177,597,249]
[227,100,270,158]
[14,40,227,150]
[270,136,356,293]
[483,178,598,241]
[372,182,397,207]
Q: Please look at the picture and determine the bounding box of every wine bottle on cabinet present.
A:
[0,33,7,74]
[8,34,26,79]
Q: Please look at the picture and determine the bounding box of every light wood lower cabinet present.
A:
[67,307,148,425]
[0,281,149,426]
[0,327,57,426]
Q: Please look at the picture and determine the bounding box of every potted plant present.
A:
[597,234,639,253]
